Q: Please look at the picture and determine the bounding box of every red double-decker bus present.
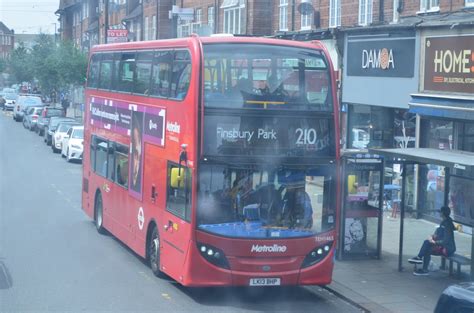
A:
[82,35,340,287]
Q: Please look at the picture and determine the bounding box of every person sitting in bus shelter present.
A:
[408,206,456,276]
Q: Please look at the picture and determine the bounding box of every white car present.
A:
[61,125,84,162]
[52,121,81,153]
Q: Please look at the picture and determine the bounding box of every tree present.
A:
[7,34,87,95]
[8,43,34,83]
[0,59,6,73]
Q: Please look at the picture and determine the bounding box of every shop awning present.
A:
[369,148,474,173]
[409,93,474,120]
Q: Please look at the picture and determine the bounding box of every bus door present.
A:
[160,162,193,280]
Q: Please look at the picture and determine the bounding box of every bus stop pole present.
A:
[398,163,407,272]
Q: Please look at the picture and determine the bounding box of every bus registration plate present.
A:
[249,278,281,286]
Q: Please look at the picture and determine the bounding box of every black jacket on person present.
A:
[435,217,456,256]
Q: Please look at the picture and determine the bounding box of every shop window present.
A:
[421,119,453,150]
[457,122,474,152]
[348,104,395,149]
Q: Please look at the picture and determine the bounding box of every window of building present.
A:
[456,122,474,152]
[152,15,156,39]
[419,0,439,12]
[222,0,245,34]
[420,119,453,150]
[208,6,215,32]
[329,0,341,28]
[393,0,400,22]
[178,20,191,38]
[358,0,373,26]
[196,8,202,23]
[301,11,313,30]
[144,16,149,40]
[279,0,288,31]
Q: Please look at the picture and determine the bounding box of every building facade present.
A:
[0,22,14,60]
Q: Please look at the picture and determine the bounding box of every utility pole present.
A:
[104,0,109,43]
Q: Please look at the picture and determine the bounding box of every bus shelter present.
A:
[338,152,384,260]
[369,148,474,279]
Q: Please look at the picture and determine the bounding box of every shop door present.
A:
[339,156,384,259]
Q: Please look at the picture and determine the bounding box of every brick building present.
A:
[0,22,14,60]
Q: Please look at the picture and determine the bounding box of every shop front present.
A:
[342,28,419,150]
[370,30,474,278]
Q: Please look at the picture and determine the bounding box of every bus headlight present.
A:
[301,242,333,268]
[197,243,230,269]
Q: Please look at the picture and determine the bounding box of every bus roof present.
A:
[89,35,328,54]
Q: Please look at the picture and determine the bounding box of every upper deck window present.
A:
[203,44,332,112]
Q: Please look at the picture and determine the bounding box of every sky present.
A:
[0,0,59,34]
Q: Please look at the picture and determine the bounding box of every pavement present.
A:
[328,213,473,313]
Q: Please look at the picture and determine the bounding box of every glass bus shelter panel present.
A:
[340,159,383,260]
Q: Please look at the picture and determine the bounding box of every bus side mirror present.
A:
[171,167,185,189]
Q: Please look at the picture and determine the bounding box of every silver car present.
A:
[13,95,43,122]
[22,106,44,131]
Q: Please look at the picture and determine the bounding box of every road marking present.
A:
[161,293,171,300]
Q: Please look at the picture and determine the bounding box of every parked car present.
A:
[434,282,474,313]
[22,106,44,131]
[51,121,81,153]
[44,116,76,145]
[13,95,43,122]
[3,93,18,111]
[36,107,64,136]
[61,125,84,162]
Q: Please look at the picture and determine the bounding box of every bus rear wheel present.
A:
[148,225,163,277]
[94,192,106,234]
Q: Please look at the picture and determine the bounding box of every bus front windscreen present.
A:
[197,164,336,238]
[203,44,332,111]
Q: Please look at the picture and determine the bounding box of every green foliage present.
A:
[0,59,6,73]
[7,33,87,94]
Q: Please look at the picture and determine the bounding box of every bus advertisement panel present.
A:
[82,36,339,287]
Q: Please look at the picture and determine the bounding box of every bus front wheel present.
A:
[148,225,163,277]
[94,192,106,234]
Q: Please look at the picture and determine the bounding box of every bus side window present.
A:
[94,138,108,177]
[118,52,135,93]
[90,135,97,172]
[134,51,153,95]
[170,50,191,100]
[87,54,100,88]
[99,53,114,90]
[167,163,192,222]
[107,143,115,181]
[150,50,172,98]
[114,144,129,188]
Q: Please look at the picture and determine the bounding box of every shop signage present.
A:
[423,35,474,94]
[347,36,415,78]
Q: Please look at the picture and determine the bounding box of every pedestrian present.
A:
[61,98,69,116]
[408,206,456,276]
